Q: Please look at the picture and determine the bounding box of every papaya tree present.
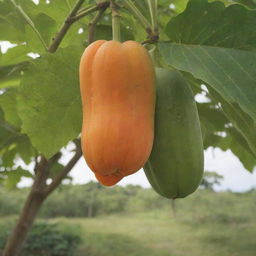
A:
[0,0,256,255]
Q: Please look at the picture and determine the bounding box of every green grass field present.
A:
[54,209,256,256]
[1,187,256,256]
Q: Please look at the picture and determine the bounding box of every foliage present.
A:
[0,182,255,219]
[0,221,81,256]
[200,171,224,190]
[158,0,256,171]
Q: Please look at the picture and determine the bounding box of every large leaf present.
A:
[197,102,256,171]
[159,43,256,122]
[17,46,83,158]
[0,0,87,53]
[220,128,256,171]
[165,0,256,50]
[208,88,256,157]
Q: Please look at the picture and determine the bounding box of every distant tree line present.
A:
[1,171,255,220]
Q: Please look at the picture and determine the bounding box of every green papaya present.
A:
[144,68,204,199]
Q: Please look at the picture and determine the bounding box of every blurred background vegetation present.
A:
[1,173,256,256]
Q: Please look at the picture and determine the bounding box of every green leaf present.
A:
[233,0,256,9]
[17,46,83,158]
[209,88,256,157]
[220,128,256,171]
[0,45,31,66]
[25,13,56,53]
[0,62,27,89]
[0,108,20,152]
[0,88,22,127]
[1,145,17,167]
[3,167,33,189]
[165,0,256,50]
[166,0,189,13]
[0,0,26,42]
[159,43,256,122]
[197,103,227,133]
[16,135,34,164]
[197,102,256,171]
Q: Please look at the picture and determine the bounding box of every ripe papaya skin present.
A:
[144,68,204,199]
[79,40,155,185]
[95,172,123,186]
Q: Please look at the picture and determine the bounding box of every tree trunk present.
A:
[2,148,81,256]
[2,156,49,256]
[2,189,45,256]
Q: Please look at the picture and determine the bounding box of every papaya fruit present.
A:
[79,40,155,186]
[144,68,204,198]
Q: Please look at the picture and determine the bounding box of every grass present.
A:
[53,209,256,256]
[1,189,256,256]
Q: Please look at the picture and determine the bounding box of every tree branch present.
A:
[42,146,82,197]
[48,1,110,53]
[48,0,86,53]
[71,5,100,23]
[88,2,110,44]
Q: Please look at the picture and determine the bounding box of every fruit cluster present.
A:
[79,40,204,198]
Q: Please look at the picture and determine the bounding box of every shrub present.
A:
[0,221,81,256]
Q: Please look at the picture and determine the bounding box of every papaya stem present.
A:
[88,2,110,44]
[111,0,121,41]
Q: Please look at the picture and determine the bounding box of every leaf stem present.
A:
[123,0,152,34]
[10,0,47,50]
[110,0,121,41]
[147,0,158,34]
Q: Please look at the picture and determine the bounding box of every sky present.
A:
[14,141,256,192]
[17,147,256,192]
[65,147,256,192]
[1,37,256,193]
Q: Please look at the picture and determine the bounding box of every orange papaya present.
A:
[79,40,155,186]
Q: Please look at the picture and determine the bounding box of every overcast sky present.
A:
[67,148,256,192]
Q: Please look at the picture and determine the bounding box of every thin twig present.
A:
[48,0,86,53]
[42,146,82,197]
[48,1,110,53]
[88,2,110,44]
[71,5,100,23]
